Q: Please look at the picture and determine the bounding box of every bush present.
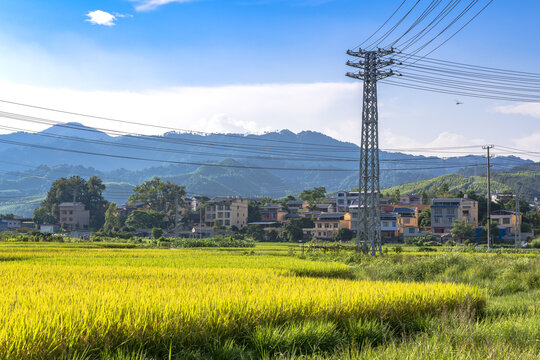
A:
[528,238,540,249]
[151,228,163,239]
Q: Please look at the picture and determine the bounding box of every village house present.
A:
[399,194,423,205]
[59,202,90,231]
[204,197,248,229]
[259,203,288,223]
[286,200,309,213]
[380,212,399,239]
[0,219,21,231]
[431,196,478,234]
[491,210,522,238]
[307,212,351,240]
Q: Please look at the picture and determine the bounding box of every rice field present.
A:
[0,243,485,359]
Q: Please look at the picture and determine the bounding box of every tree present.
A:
[297,217,315,229]
[267,229,280,242]
[129,178,186,217]
[437,183,450,196]
[0,214,15,220]
[524,210,540,228]
[419,190,429,205]
[281,219,305,242]
[103,203,121,232]
[33,207,56,226]
[482,221,500,243]
[247,201,261,223]
[281,195,296,208]
[33,176,108,229]
[300,187,326,209]
[450,220,475,242]
[84,176,108,229]
[246,225,264,241]
[391,189,401,204]
[418,208,431,228]
[125,210,166,230]
[332,228,354,242]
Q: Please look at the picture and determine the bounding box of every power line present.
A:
[0,99,355,150]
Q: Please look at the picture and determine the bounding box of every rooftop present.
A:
[317,212,347,220]
[58,202,85,207]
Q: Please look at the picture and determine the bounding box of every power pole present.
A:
[515,191,520,248]
[199,203,203,240]
[346,48,397,255]
[483,145,494,248]
[174,193,179,238]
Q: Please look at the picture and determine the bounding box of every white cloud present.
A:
[131,0,196,12]
[114,13,134,19]
[0,80,535,160]
[0,81,360,140]
[380,130,486,157]
[495,103,540,118]
[85,10,117,26]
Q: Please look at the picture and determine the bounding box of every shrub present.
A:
[151,227,163,239]
[528,238,540,249]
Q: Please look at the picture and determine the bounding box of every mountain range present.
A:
[0,123,537,216]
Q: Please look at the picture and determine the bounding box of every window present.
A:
[403,218,410,224]
[69,218,73,221]
[69,211,73,215]
[325,224,330,228]
[61,210,67,215]
[382,221,388,227]
[392,222,396,227]
[225,212,230,218]
[333,224,338,228]
[317,224,322,228]
[434,217,440,224]
[503,218,510,225]
[434,208,442,215]
[447,208,457,216]
[408,228,415,234]
[225,220,230,226]
[218,212,223,218]
[318,232,321,236]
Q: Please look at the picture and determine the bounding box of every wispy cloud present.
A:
[85,10,117,26]
[495,103,540,118]
[131,0,197,12]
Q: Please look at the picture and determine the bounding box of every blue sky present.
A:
[0,0,539,158]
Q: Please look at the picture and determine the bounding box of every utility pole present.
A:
[483,145,494,248]
[199,202,203,240]
[346,48,398,255]
[515,191,520,248]
[174,192,179,238]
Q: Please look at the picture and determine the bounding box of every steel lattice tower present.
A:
[346,49,396,255]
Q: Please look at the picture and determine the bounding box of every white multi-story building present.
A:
[204,197,249,229]
[431,197,478,234]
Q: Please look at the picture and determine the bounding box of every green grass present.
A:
[0,242,538,359]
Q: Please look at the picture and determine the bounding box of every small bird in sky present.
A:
[455,100,463,105]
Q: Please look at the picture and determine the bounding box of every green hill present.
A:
[384,170,540,200]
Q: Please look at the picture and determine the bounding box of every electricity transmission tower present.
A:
[346,48,397,255]
[483,145,494,248]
